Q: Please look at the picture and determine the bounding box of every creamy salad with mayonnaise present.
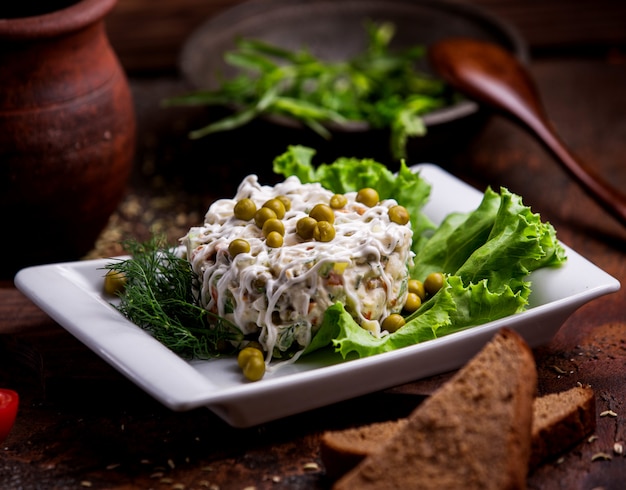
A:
[182,174,413,364]
[107,146,566,383]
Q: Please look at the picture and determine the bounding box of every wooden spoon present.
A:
[429,38,626,228]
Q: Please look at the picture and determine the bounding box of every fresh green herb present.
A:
[104,236,243,359]
[164,21,452,159]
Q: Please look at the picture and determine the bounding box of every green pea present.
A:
[424,272,445,296]
[262,218,285,237]
[296,216,317,239]
[254,206,277,228]
[237,346,264,369]
[263,198,286,219]
[309,203,335,224]
[382,313,405,333]
[276,195,291,212]
[103,270,126,296]
[403,292,422,313]
[266,231,284,248]
[313,221,336,242]
[228,238,250,257]
[233,198,257,221]
[243,356,265,381]
[240,352,266,381]
[388,205,410,225]
[356,187,379,207]
[330,194,348,209]
[408,279,426,300]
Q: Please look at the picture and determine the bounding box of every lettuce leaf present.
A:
[315,273,526,358]
[411,187,566,284]
[274,146,567,359]
[273,145,435,250]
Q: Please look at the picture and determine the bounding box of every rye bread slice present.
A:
[332,328,537,490]
[321,419,408,480]
[529,385,596,469]
[321,385,595,480]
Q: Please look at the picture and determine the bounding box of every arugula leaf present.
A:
[164,22,451,159]
[189,85,280,139]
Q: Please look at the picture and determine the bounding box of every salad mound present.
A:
[182,173,414,366]
[106,145,566,380]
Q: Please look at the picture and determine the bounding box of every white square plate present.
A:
[15,164,620,427]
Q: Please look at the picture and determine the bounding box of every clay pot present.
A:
[0,0,135,277]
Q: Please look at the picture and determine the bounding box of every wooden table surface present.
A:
[2,1,626,489]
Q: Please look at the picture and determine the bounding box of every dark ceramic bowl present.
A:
[179,0,527,165]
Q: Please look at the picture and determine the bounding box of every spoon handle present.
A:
[529,116,626,228]
[430,39,626,227]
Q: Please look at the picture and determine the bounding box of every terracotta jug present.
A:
[0,0,135,277]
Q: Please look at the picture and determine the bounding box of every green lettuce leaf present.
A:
[274,146,567,360]
[273,145,435,249]
[411,186,566,292]
[310,273,527,359]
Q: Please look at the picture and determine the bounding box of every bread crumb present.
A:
[613,442,623,455]
[600,410,618,417]
[591,452,612,461]
[551,365,568,374]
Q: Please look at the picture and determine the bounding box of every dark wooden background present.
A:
[106,0,626,73]
[2,1,626,489]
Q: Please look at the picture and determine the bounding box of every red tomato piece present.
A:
[0,389,19,442]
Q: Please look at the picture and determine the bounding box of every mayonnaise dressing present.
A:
[182,175,413,367]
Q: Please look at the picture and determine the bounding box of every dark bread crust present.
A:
[321,386,596,480]
[529,385,596,470]
[321,419,407,480]
[332,329,537,490]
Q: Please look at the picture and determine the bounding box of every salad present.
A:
[182,172,415,370]
[105,146,566,380]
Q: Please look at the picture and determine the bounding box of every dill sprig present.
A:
[104,236,243,359]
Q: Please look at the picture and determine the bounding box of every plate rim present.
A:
[14,164,621,426]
